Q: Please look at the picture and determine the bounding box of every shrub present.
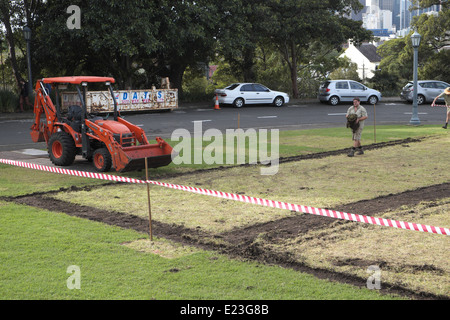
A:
[0,89,19,113]
[182,76,212,102]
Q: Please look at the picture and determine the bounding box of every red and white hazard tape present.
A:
[1,158,449,236]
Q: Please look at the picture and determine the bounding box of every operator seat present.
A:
[67,105,83,132]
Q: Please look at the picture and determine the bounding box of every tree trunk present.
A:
[288,41,299,99]
[168,63,187,99]
[122,55,133,89]
[0,3,24,90]
[278,40,300,99]
[242,47,256,82]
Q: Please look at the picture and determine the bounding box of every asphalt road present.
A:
[0,98,446,152]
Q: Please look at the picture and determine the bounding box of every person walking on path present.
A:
[432,87,450,129]
[346,97,368,157]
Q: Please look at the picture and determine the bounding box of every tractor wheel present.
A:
[48,132,76,166]
[92,148,112,172]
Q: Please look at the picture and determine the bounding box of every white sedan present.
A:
[214,83,290,108]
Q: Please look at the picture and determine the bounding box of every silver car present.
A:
[318,80,382,106]
[400,80,450,105]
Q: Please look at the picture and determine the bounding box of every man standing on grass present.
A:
[346,97,368,157]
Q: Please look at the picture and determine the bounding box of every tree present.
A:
[256,0,372,98]
[412,4,450,81]
[0,0,44,90]
[419,49,450,80]
[214,0,265,82]
[377,2,449,83]
[377,37,411,81]
[154,0,221,97]
[254,45,291,93]
[369,70,400,95]
[2,0,377,100]
[329,57,360,81]
[36,0,223,97]
[34,0,162,89]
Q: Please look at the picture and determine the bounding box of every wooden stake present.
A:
[373,103,376,143]
[237,113,240,160]
[145,157,153,241]
[238,112,240,129]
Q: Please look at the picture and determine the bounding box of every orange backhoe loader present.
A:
[30,76,174,172]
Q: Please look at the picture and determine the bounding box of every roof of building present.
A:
[355,43,382,62]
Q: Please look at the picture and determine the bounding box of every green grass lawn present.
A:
[277,124,446,157]
[0,201,398,300]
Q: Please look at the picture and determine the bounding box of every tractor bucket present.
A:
[30,130,45,143]
[114,141,175,172]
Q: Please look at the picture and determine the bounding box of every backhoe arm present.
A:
[30,81,58,143]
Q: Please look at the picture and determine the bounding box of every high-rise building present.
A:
[350,0,367,21]
[378,0,398,29]
[391,0,401,30]
[350,0,442,37]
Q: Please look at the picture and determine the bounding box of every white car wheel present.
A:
[417,95,425,105]
[329,96,340,106]
[273,96,284,107]
[368,95,378,105]
[233,98,244,108]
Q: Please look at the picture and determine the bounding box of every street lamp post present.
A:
[410,30,421,126]
[0,38,5,90]
[23,26,33,95]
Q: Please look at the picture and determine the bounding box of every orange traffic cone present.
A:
[214,94,221,110]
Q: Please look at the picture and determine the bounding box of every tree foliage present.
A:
[0,0,44,89]
[4,0,446,100]
[34,0,163,88]
[377,1,449,86]
[252,0,372,98]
